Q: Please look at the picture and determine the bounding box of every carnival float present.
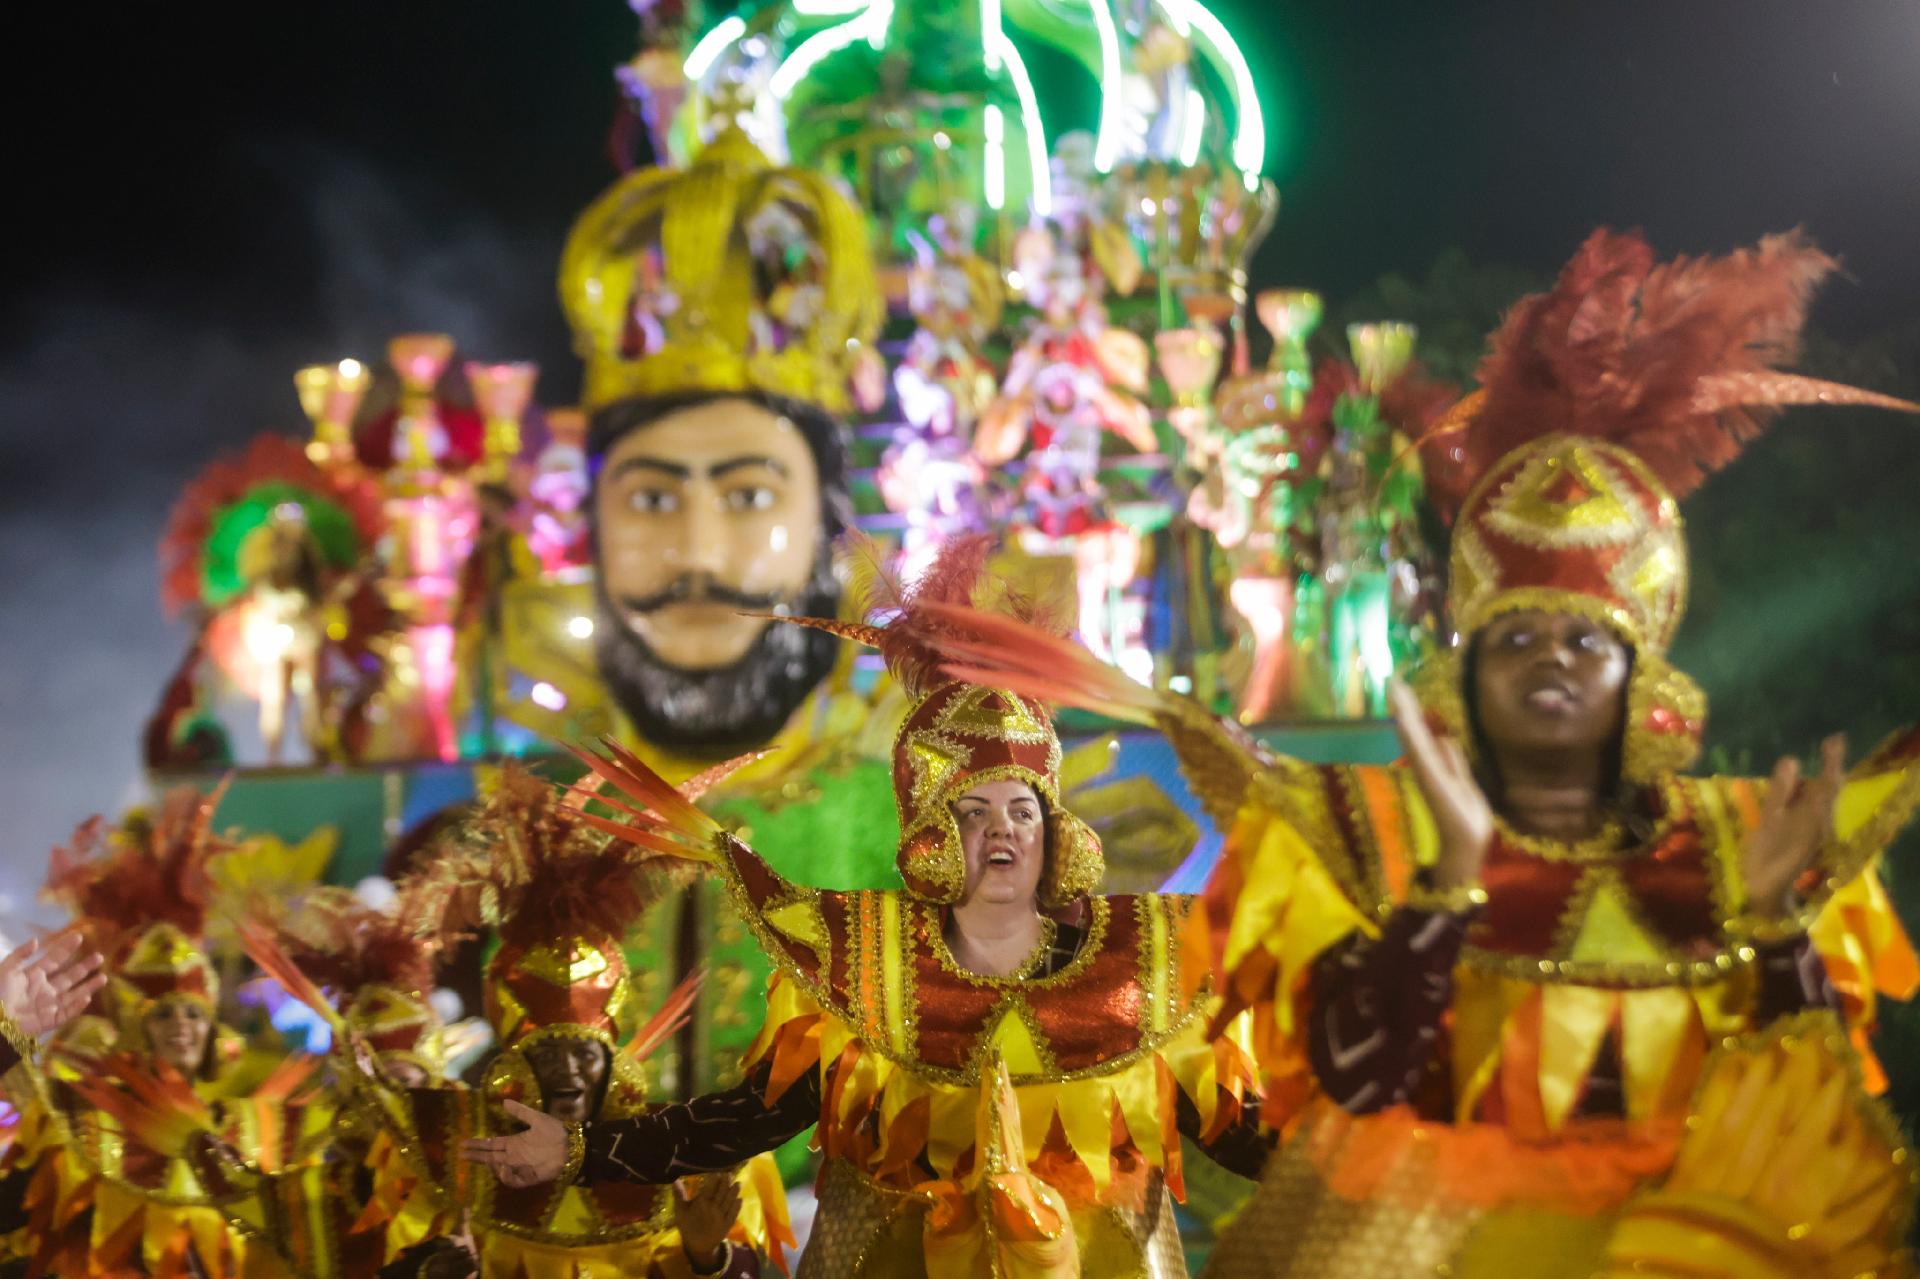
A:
[0,5,1909,1278]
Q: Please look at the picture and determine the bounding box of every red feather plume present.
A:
[785,533,1074,702]
[43,784,233,955]
[270,886,439,1000]
[1418,228,1918,516]
[397,765,666,952]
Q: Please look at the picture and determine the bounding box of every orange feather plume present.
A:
[59,1050,215,1158]
[622,967,705,1064]
[564,739,730,862]
[783,533,1073,701]
[235,917,350,1039]
[924,601,1162,725]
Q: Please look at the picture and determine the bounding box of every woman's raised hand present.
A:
[1743,734,1846,919]
[0,931,107,1039]
[1388,680,1493,891]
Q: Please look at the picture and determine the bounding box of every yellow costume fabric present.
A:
[1208,742,1920,1131]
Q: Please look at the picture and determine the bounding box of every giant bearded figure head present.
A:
[561,127,882,753]
[587,391,850,751]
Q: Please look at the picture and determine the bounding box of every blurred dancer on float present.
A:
[248,768,792,1279]
[12,788,333,1278]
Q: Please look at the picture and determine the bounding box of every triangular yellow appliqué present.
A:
[985,1001,1049,1077]
[908,738,967,812]
[545,1184,605,1235]
[1486,444,1645,549]
[161,1155,200,1199]
[935,684,1050,743]
[765,898,828,961]
[1566,874,1669,966]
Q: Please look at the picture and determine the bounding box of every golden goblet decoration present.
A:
[294,359,371,467]
[387,334,456,471]
[1347,322,1418,397]
[465,360,539,481]
[1155,328,1225,410]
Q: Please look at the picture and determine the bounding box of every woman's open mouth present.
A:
[986,848,1017,867]
[1522,681,1578,713]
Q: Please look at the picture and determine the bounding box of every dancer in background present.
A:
[11,788,333,1278]
[246,767,793,1279]
[193,886,461,1278]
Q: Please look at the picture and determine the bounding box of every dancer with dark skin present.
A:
[1312,617,1844,1120]
[1408,607,1836,910]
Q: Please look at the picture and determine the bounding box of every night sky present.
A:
[4,0,1918,929]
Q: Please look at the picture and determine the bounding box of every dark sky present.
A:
[3,0,1917,926]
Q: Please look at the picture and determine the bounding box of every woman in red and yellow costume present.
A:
[8,787,332,1279]
[928,230,1920,1277]
[254,768,792,1279]
[462,538,1272,1279]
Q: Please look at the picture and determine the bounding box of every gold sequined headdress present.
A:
[399,768,660,1049]
[783,536,1105,905]
[1416,229,1918,780]
[559,126,884,413]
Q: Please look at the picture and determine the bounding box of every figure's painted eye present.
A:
[627,488,679,514]
[724,486,777,513]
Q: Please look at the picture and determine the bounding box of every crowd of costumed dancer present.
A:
[2,228,1920,1279]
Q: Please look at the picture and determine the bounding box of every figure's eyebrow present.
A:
[711,455,790,479]
[608,457,691,481]
[607,456,790,482]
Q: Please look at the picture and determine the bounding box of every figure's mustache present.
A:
[617,575,786,614]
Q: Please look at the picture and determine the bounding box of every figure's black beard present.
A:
[592,561,842,757]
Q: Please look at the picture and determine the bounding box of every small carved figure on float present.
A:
[976,228,1155,664]
[880,224,1002,582]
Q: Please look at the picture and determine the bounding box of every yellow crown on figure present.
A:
[559,126,884,414]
